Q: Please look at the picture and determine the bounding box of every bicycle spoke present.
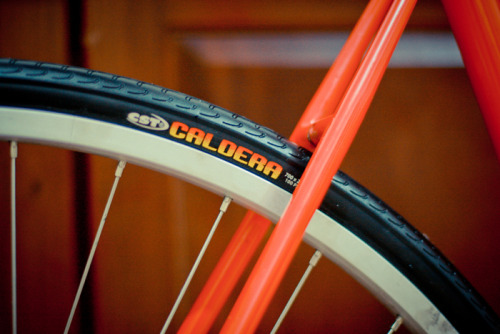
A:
[160,196,232,334]
[64,160,127,334]
[10,141,18,334]
[270,250,322,334]
[387,315,403,334]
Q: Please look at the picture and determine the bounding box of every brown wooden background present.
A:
[1,0,499,333]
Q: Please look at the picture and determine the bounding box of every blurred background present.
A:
[1,0,499,333]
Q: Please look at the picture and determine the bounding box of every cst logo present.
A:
[127,112,169,131]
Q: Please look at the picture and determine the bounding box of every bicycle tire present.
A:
[0,58,498,333]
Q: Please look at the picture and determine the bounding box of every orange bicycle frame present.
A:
[181,0,500,332]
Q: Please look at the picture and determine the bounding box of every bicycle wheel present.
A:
[0,58,498,333]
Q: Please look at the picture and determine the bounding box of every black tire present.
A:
[0,58,498,333]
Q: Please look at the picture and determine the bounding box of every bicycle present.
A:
[1,0,499,333]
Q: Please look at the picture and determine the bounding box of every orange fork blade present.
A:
[177,212,270,333]
[179,0,392,332]
[221,0,417,333]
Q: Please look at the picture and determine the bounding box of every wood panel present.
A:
[163,0,449,31]
[0,0,67,64]
[0,1,78,333]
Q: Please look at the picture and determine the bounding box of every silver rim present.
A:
[0,106,456,333]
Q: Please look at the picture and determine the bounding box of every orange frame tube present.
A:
[222,0,417,332]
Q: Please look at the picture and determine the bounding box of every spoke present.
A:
[387,315,403,334]
[160,196,232,334]
[64,160,126,334]
[270,250,322,334]
[10,141,18,334]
